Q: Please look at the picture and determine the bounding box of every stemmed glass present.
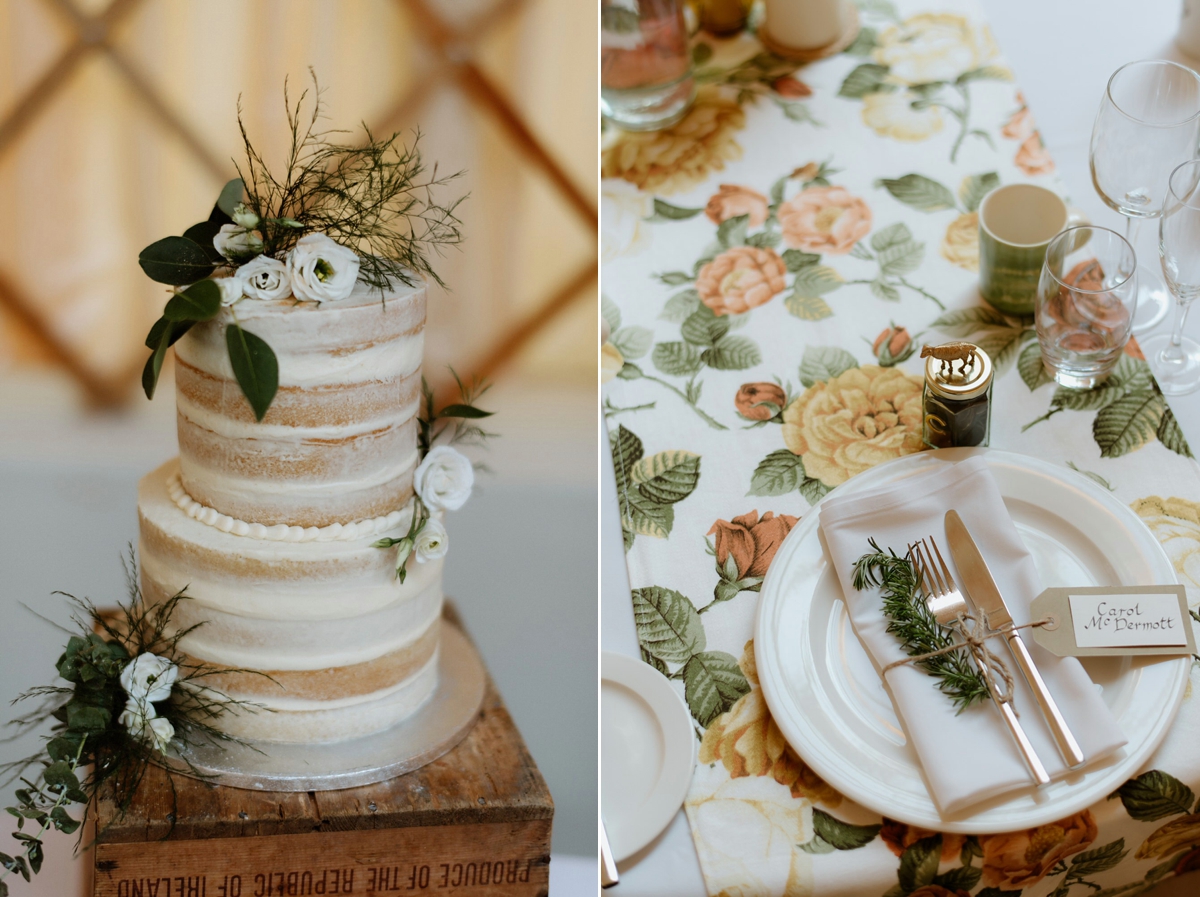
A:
[1142,160,1200,395]
[1089,59,1200,332]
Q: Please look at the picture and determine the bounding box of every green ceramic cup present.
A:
[978,184,1088,315]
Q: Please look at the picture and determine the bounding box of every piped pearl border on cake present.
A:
[167,470,410,542]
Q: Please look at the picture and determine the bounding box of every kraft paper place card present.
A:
[1029,586,1196,658]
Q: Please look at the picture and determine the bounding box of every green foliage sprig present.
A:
[416,369,495,459]
[236,76,464,290]
[852,539,990,712]
[373,370,493,582]
[0,552,262,891]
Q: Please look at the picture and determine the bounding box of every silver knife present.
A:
[601,818,619,888]
[945,510,1085,769]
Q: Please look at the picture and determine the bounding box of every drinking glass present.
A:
[1089,59,1200,332]
[1142,159,1200,395]
[1035,226,1138,390]
[601,0,695,131]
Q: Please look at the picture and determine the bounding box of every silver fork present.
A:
[910,537,1050,786]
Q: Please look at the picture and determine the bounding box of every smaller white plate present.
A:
[601,652,697,863]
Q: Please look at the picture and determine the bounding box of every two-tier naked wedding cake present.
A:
[137,282,442,743]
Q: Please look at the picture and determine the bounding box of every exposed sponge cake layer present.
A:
[202,650,440,744]
[173,280,425,527]
[137,459,442,742]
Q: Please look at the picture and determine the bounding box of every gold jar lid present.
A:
[923,342,993,400]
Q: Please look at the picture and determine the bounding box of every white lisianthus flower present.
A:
[120,653,178,703]
[118,697,154,734]
[213,223,264,261]
[147,716,175,753]
[236,255,291,301]
[393,537,414,575]
[286,233,360,303]
[414,518,448,563]
[413,446,474,511]
[231,203,260,229]
[213,275,244,306]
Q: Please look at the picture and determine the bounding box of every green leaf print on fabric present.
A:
[632,586,705,663]
[811,808,881,850]
[749,449,806,495]
[659,289,702,322]
[649,199,704,222]
[682,651,751,726]
[845,222,943,309]
[652,341,704,377]
[1067,839,1129,877]
[897,835,942,893]
[610,425,701,548]
[1018,340,1054,391]
[799,345,859,386]
[785,293,835,321]
[839,63,893,99]
[702,335,763,370]
[933,865,982,892]
[1158,406,1195,458]
[783,249,821,271]
[876,174,957,212]
[1113,770,1196,822]
[960,171,1001,212]
[1094,392,1167,458]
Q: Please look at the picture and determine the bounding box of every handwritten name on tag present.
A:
[1069,593,1187,648]
[1030,586,1195,658]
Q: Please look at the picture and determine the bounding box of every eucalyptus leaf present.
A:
[217,178,245,216]
[225,323,279,422]
[138,236,218,285]
[163,280,222,322]
[144,316,194,351]
[182,220,225,263]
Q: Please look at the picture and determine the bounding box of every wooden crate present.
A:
[91,617,554,897]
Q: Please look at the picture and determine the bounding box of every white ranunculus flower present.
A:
[414,518,448,563]
[286,233,360,303]
[120,653,178,703]
[236,255,291,301]
[231,203,260,229]
[213,224,264,261]
[413,446,474,511]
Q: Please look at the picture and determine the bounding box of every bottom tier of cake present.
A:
[136,459,441,743]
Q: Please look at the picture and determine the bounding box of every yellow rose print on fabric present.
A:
[1132,496,1200,589]
[839,14,1010,161]
[941,211,979,271]
[601,88,746,196]
[700,641,843,806]
[782,364,925,488]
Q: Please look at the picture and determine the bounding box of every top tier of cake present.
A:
[174,280,426,528]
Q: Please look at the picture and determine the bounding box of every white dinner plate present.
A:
[601,651,697,862]
[755,447,1189,833]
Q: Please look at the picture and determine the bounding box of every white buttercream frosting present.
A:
[166,469,411,543]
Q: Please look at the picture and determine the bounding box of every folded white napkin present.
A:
[818,455,1126,817]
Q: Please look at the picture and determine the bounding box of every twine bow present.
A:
[881,610,1055,705]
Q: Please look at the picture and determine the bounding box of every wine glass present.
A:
[1089,59,1200,332]
[1142,160,1200,395]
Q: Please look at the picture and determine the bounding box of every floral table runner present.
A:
[601,3,1200,895]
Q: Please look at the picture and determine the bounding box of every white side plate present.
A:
[754,448,1189,833]
[601,652,697,862]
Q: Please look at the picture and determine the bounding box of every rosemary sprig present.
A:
[852,538,990,712]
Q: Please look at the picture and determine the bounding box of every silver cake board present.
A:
[160,622,487,792]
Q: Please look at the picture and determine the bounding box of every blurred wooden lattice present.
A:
[0,0,596,405]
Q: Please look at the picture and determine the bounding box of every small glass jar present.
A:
[922,343,993,449]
